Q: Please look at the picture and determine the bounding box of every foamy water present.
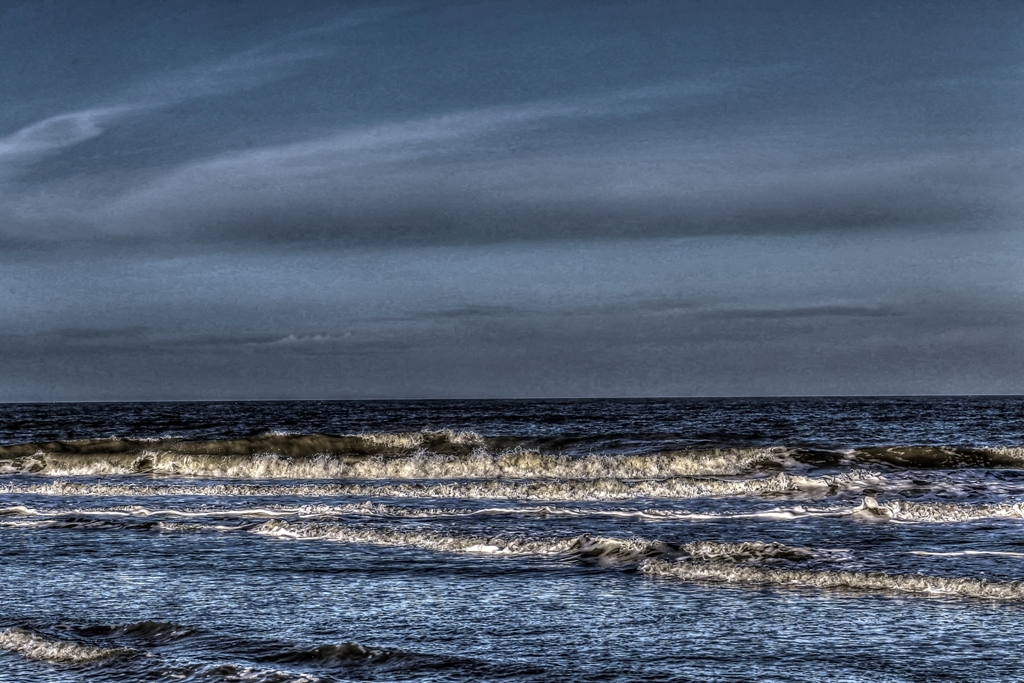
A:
[3,398,1024,681]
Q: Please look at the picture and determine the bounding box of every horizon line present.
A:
[2,393,1022,405]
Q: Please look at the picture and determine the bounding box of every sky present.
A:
[0,0,1022,400]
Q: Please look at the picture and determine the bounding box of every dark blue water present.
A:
[2,398,1024,682]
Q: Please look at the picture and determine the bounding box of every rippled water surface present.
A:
[2,398,1024,682]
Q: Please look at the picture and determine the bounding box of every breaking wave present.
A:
[3,434,1024,480]
[0,430,483,461]
[0,621,443,681]
[639,558,1024,600]
[171,662,322,682]
[182,640,479,681]
[0,501,855,525]
[0,627,132,665]
[0,437,778,480]
[910,550,1024,558]
[254,521,1024,600]
[254,520,814,566]
[856,496,1024,523]
[849,446,1024,469]
[0,470,881,501]
[260,642,400,668]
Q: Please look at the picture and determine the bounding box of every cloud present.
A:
[3,122,1017,245]
[0,5,406,178]
[3,289,1020,400]
[0,25,1018,247]
[68,116,1017,244]
[261,333,340,345]
[120,47,331,106]
[0,44,316,173]
[0,107,131,165]
[700,305,902,320]
[0,77,740,239]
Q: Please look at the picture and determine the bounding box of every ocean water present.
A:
[2,397,1024,682]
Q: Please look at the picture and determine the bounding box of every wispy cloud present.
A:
[0,38,1017,246]
[0,107,132,165]
[702,305,903,320]
[119,46,330,107]
[127,74,734,175]
[0,74,742,238]
[0,6,408,176]
[76,102,1020,243]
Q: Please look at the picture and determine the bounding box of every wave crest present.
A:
[0,430,482,461]
[254,521,815,566]
[851,446,1024,469]
[251,521,1024,600]
[72,620,197,641]
[856,496,1024,523]
[0,471,836,501]
[265,642,394,666]
[0,439,777,480]
[639,558,1024,600]
[0,627,131,665]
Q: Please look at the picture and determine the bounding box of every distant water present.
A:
[2,398,1024,682]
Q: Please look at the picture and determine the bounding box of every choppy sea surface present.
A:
[2,397,1024,682]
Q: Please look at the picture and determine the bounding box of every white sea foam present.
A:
[0,505,36,516]
[249,521,1024,600]
[639,558,1024,600]
[6,436,1024,482]
[255,519,582,556]
[181,662,322,682]
[0,501,854,524]
[856,496,1024,523]
[0,471,846,501]
[0,627,130,665]
[909,550,1024,558]
[3,444,779,480]
[253,520,813,565]
[6,503,1021,601]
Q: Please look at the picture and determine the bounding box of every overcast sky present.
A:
[1,0,1022,400]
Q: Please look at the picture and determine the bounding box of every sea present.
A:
[2,397,1024,682]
